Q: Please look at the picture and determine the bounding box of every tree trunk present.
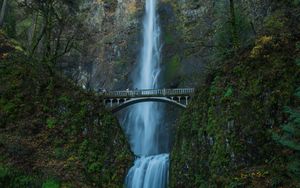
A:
[0,0,8,27]
[229,0,239,49]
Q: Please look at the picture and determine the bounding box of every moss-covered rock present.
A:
[170,4,300,187]
[0,32,132,187]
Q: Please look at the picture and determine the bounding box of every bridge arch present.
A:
[111,97,186,113]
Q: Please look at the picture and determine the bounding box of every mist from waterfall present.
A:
[122,0,169,187]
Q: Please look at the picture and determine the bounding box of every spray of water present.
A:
[122,0,169,187]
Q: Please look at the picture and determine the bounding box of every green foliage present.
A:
[165,54,181,82]
[0,32,132,187]
[46,117,57,129]
[171,22,300,187]
[13,175,37,187]
[214,1,253,57]
[296,58,300,66]
[2,1,17,38]
[78,139,89,160]
[0,164,39,187]
[88,162,103,173]
[42,179,60,188]
[288,159,300,178]
[0,165,10,184]
[58,95,70,104]
[224,86,233,98]
[0,0,94,66]
[264,10,287,34]
[296,42,300,50]
[54,147,66,159]
[15,18,32,36]
[273,84,300,182]
[165,32,175,45]
[0,99,16,114]
[228,180,245,188]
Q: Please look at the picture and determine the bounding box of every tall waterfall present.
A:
[123,0,169,187]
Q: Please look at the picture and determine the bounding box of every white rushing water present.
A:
[123,0,169,187]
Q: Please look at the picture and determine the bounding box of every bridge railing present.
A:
[100,88,195,98]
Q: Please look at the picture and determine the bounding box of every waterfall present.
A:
[123,0,169,187]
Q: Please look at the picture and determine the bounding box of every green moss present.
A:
[42,179,60,188]
[170,27,300,187]
[0,32,132,187]
[165,55,181,82]
[264,10,287,34]
[0,100,16,114]
[46,117,57,129]
[296,58,300,66]
[224,86,233,98]
[0,165,10,181]
[165,33,175,45]
[0,164,40,187]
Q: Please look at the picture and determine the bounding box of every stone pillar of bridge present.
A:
[110,99,113,107]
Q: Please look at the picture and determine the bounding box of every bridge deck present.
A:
[100,88,195,98]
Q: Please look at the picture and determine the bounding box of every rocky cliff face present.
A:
[88,0,144,90]
[65,0,276,90]
[169,1,300,187]
[68,0,214,90]
[64,0,145,90]
[159,0,214,87]
[158,0,274,87]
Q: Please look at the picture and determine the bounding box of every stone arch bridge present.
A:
[99,88,195,113]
